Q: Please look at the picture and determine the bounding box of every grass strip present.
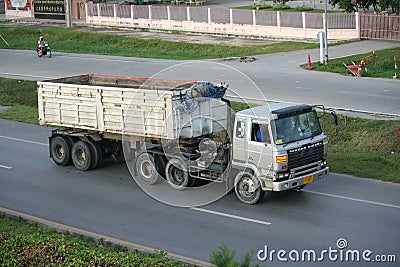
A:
[303,47,400,79]
[235,4,337,12]
[0,26,319,60]
[0,214,185,267]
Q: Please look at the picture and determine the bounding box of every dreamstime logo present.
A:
[257,238,397,263]
[122,61,268,207]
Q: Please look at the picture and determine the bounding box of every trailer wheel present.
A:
[154,154,166,179]
[88,141,103,169]
[136,153,159,185]
[71,141,93,171]
[50,136,73,166]
[165,158,189,190]
[234,171,265,205]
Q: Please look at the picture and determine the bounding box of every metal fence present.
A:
[360,14,400,41]
[87,3,357,29]
[86,3,361,40]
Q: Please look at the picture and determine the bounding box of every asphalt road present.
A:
[1,119,400,266]
[1,41,400,117]
[0,44,399,265]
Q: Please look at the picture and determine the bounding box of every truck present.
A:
[37,74,336,204]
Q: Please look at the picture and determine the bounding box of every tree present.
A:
[330,0,400,13]
[273,0,289,6]
[330,0,356,12]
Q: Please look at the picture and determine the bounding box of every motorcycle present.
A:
[37,43,52,58]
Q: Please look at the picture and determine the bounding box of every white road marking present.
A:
[0,165,12,169]
[0,135,48,147]
[191,207,272,226]
[1,135,398,212]
[304,190,400,209]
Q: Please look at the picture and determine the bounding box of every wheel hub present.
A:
[241,178,256,194]
[141,162,153,178]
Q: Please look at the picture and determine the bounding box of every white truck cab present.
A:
[231,103,330,204]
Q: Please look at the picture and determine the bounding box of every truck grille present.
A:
[288,141,324,170]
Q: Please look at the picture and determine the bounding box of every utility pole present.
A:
[323,0,328,65]
[65,0,72,27]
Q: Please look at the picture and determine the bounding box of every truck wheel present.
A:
[165,158,189,190]
[136,153,159,185]
[234,172,265,205]
[88,141,102,169]
[154,154,166,179]
[50,136,73,166]
[71,141,93,171]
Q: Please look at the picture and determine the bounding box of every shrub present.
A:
[210,243,260,267]
[272,5,291,10]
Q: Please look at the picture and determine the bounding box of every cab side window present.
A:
[252,123,271,143]
[236,121,245,138]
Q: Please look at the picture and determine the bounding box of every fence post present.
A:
[302,12,306,31]
[230,8,233,24]
[187,6,190,21]
[208,8,211,24]
[253,9,256,26]
[131,5,134,24]
[148,5,152,20]
[355,12,360,39]
[97,3,100,17]
[277,11,280,28]
[167,6,170,21]
[114,4,117,24]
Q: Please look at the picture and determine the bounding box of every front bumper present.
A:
[272,167,329,191]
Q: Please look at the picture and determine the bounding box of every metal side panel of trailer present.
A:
[37,74,229,140]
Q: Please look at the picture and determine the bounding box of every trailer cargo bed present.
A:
[38,74,229,140]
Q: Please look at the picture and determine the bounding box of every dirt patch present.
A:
[79,27,278,46]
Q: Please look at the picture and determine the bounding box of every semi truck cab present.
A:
[231,103,330,204]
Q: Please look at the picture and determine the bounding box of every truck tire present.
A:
[136,153,159,185]
[71,141,93,171]
[88,141,102,169]
[154,154,166,179]
[165,158,189,190]
[234,171,265,205]
[50,136,73,166]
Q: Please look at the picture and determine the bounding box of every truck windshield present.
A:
[272,111,322,145]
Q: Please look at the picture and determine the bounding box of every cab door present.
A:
[247,121,273,170]
[232,119,248,164]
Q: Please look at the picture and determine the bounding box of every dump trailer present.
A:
[38,74,335,204]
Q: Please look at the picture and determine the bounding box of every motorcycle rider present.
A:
[37,36,47,51]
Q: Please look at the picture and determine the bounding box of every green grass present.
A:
[0,26,319,60]
[0,214,184,267]
[0,78,38,123]
[0,105,39,124]
[235,5,337,12]
[319,114,400,182]
[210,243,258,267]
[304,47,400,79]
